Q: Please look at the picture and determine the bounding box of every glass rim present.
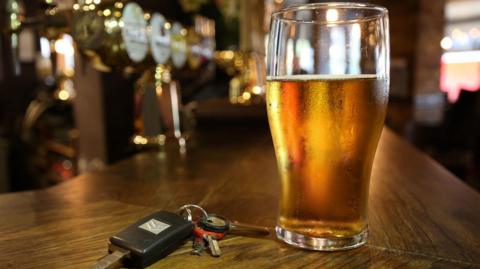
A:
[271,2,388,24]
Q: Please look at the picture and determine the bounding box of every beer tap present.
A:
[158,22,187,146]
[69,1,217,151]
[132,13,175,149]
[130,11,193,150]
[133,15,217,150]
[71,1,150,72]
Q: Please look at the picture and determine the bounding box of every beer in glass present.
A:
[266,3,389,250]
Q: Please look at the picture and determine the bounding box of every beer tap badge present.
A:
[121,2,148,63]
[171,22,188,69]
[150,13,171,65]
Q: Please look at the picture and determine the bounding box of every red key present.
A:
[193,225,224,257]
[193,226,225,240]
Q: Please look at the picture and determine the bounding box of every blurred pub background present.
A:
[0,0,479,193]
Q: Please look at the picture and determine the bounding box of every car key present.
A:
[200,214,272,238]
[91,210,193,269]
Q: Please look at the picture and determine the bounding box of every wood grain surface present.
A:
[0,123,479,269]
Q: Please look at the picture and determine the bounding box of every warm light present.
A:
[144,13,151,20]
[440,37,453,50]
[93,0,101,4]
[242,91,251,100]
[55,38,74,56]
[73,3,79,10]
[133,135,148,145]
[105,19,118,29]
[180,28,187,36]
[179,137,186,147]
[326,9,339,22]
[85,0,92,4]
[252,85,263,95]
[103,9,111,16]
[54,35,75,75]
[114,2,123,9]
[165,22,171,29]
[222,50,234,59]
[89,4,95,10]
[156,86,162,95]
[133,135,142,144]
[58,89,70,101]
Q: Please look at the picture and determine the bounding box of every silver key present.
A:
[204,235,221,257]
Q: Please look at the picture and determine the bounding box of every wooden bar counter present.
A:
[0,122,479,268]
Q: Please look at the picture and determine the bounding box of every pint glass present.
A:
[266,3,389,250]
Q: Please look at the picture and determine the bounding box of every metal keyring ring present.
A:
[176,204,208,222]
[177,207,193,222]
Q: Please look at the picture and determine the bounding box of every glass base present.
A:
[275,226,368,251]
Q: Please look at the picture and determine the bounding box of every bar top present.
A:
[1,123,479,268]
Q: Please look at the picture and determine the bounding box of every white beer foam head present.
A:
[266,74,380,81]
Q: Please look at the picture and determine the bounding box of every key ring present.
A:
[176,204,208,222]
[177,207,192,221]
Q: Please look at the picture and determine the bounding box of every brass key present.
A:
[229,221,272,237]
[200,214,272,238]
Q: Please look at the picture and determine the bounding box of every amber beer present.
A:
[266,74,388,239]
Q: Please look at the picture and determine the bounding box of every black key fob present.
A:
[109,210,193,268]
